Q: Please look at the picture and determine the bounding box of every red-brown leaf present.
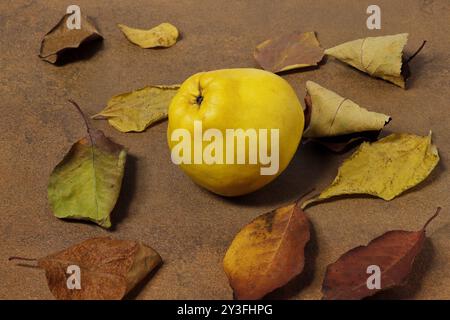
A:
[322,208,441,300]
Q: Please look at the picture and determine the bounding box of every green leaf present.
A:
[93,85,180,132]
[48,103,127,228]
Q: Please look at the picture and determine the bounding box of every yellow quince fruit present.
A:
[167,68,304,196]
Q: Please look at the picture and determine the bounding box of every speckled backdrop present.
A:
[1,0,449,299]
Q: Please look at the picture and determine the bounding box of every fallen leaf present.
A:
[223,199,310,299]
[325,33,409,88]
[92,85,179,132]
[302,132,439,209]
[10,237,162,300]
[254,31,324,73]
[303,81,391,140]
[118,23,179,48]
[39,13,103,64]
[322,208,441,300]
[48,101,127,228]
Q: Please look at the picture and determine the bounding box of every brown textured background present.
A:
[1,0,449,300]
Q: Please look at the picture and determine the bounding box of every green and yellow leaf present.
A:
[48,129,127,228]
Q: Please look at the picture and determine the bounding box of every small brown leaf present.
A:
[254,31,324,73]
[322,208,441,300]
[223,198,311,300]
[11,237,162,300]
[39,13,103,64]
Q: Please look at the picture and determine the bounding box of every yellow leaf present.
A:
[325,33,408,88]
[117,23,179,48]
[302,133,439,208]
[93,85,180,132]
[223,202,310,300]
[304,81,390,138]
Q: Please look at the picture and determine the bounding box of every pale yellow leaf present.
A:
[325,33,408,88]
[118,23,179,48]
[303,81,390,138]
[93,85,180,132]
[302,132,439,208]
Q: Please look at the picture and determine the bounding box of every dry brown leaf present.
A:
[223,200,310,300]
[322,208,441,300]
[118,23,179,48]
[254,31,324,73]
[10,237,162,300]
[39,13,103,64]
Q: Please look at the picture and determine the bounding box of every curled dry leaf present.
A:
[325,33,409,88]
[93,85,180,132]
[11,237,162,300]
[254,31,324,73]
[223,200,310,300]
[303,81,390,151]
[322,208,441,300]
[39,13,103,64]
[48,101,126,228]
[118,23,179,48]
[302,132,439,209]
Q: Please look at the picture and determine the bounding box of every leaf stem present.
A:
[68,99,93,134]
[8,256,39,268]
[423,206,441,230]
[8,256,37,262]
[294,187,316,205]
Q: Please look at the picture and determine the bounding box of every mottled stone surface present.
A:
[1,0,449,299]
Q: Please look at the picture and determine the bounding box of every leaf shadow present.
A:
[367,238,435,300]
[124,263,162,300]
[224,142,336,208]
[263,218,318,300]
[110,154,138,230]
[276,55,329,76]
[404,54,427,89]
[54,38,104,66]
